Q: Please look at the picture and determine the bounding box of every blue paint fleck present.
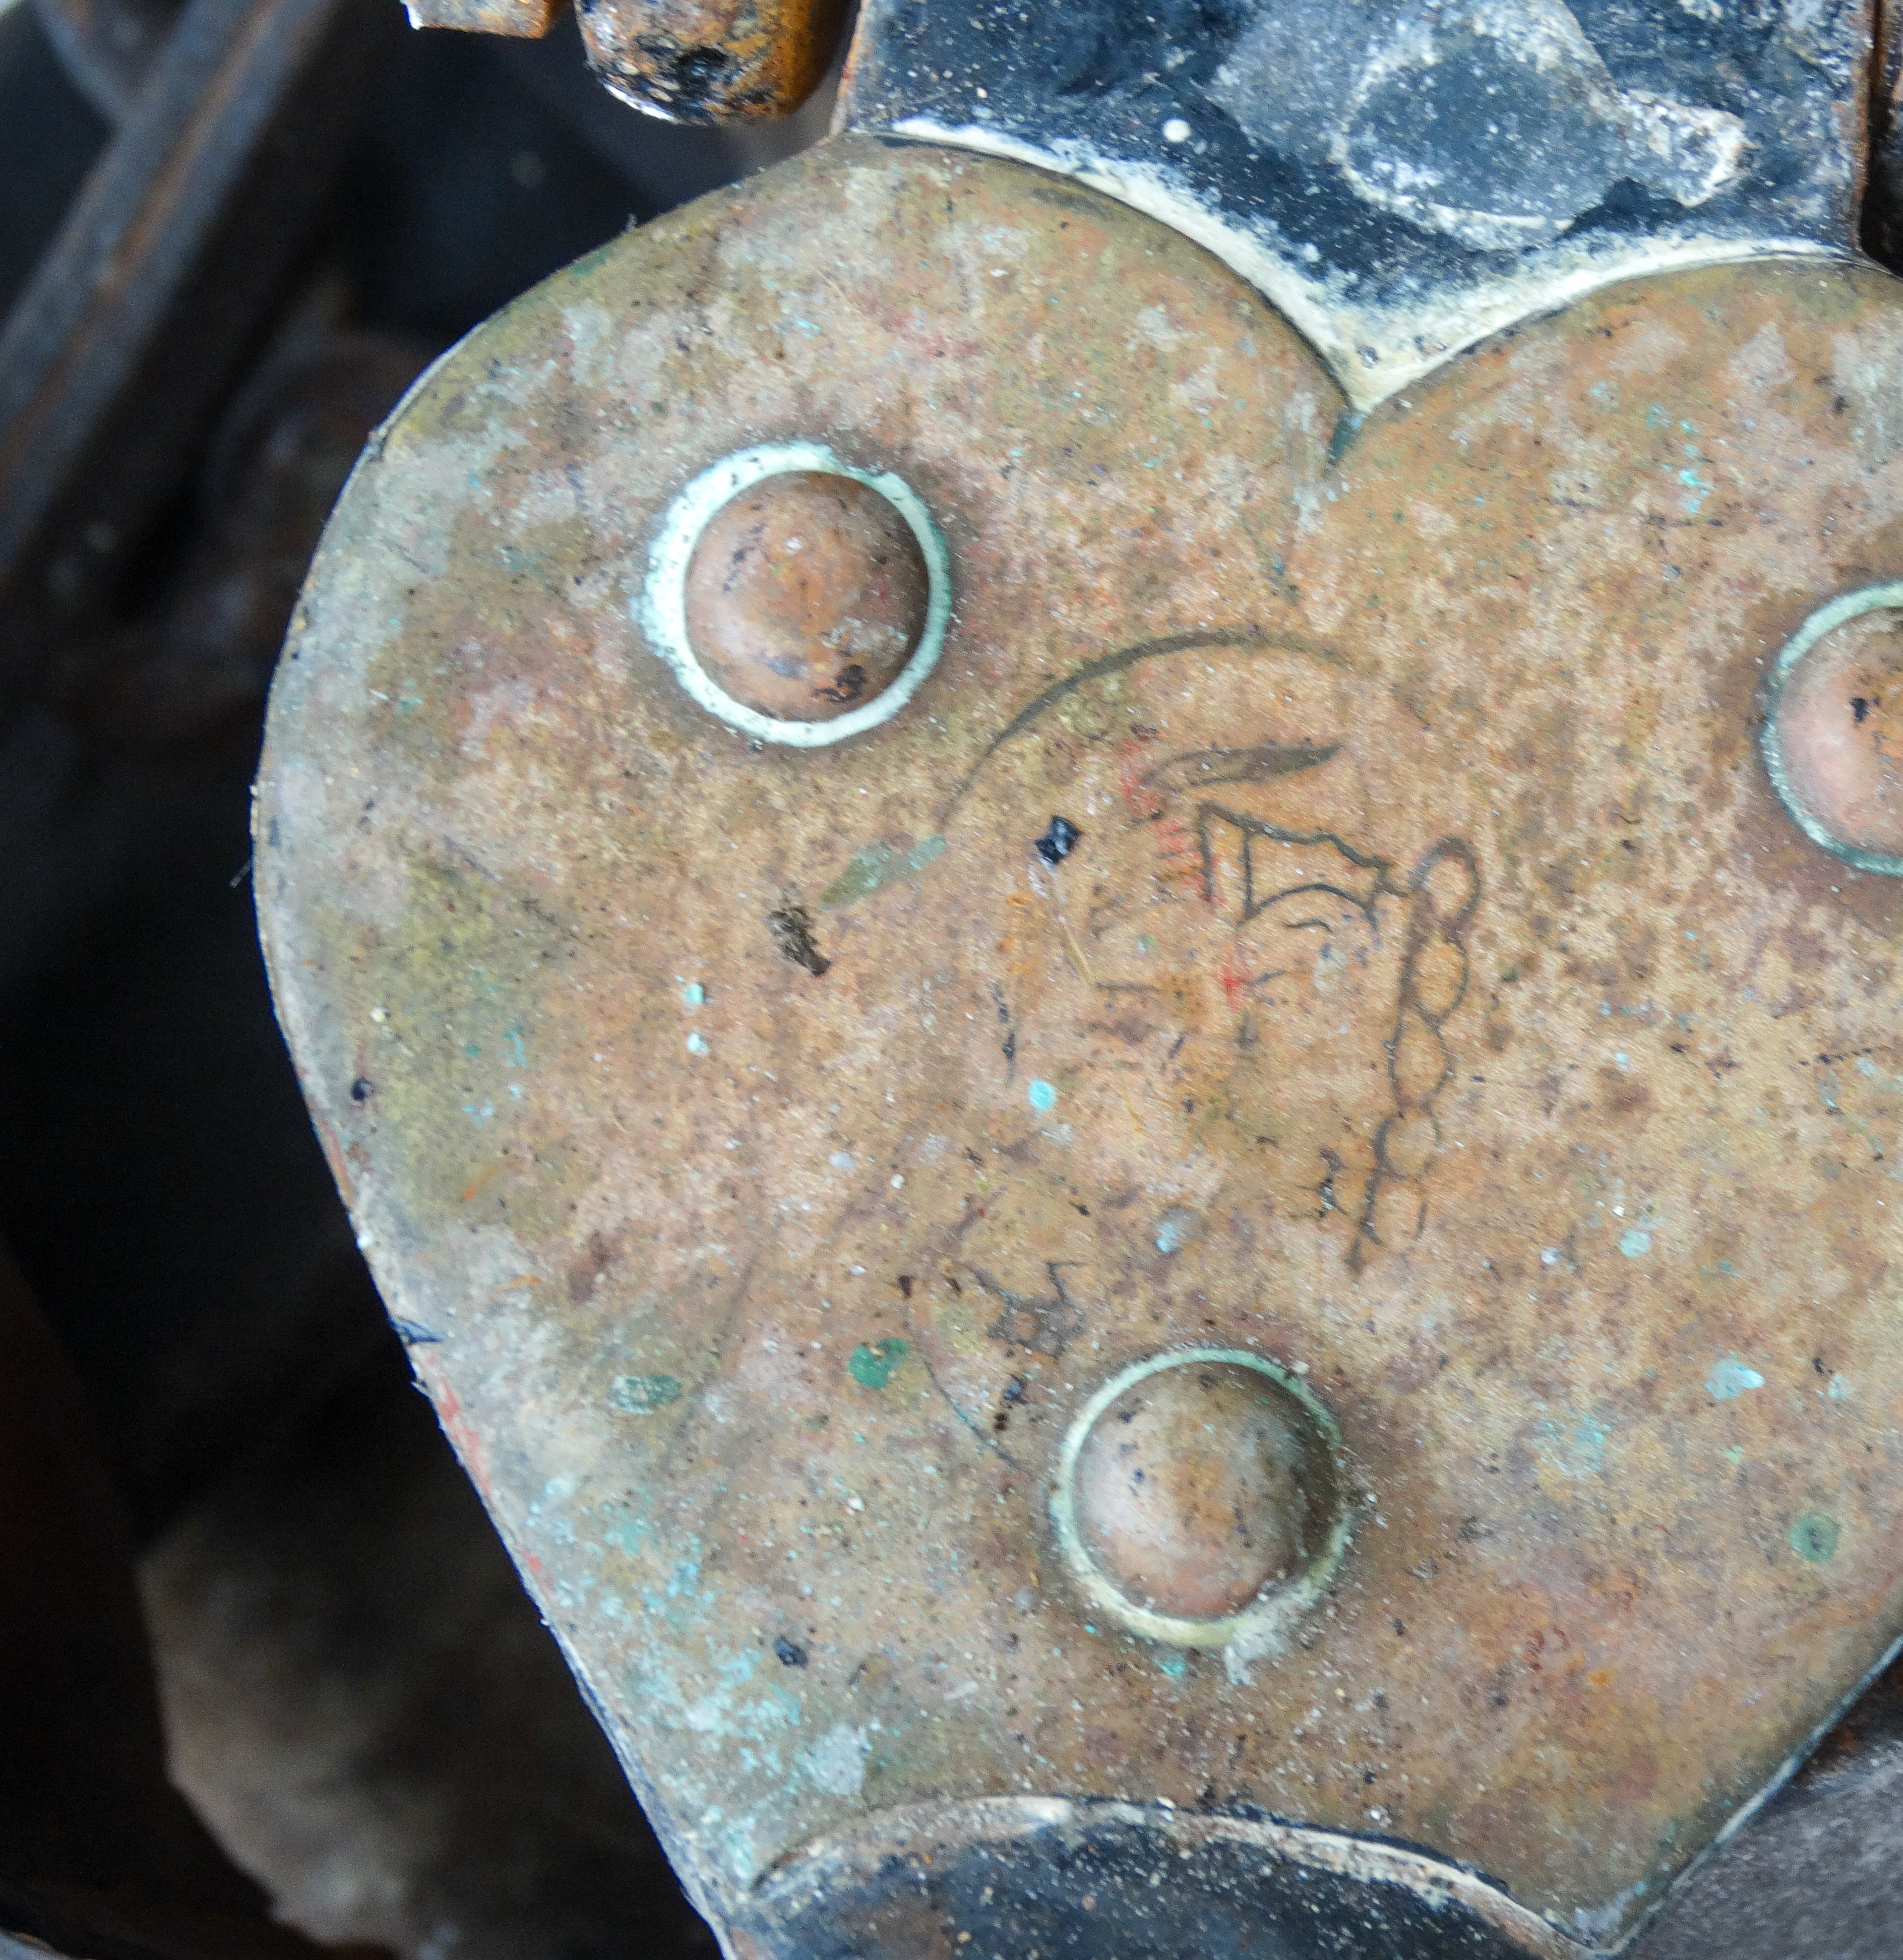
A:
[1028,1079,1057,1113]
[681,982,705,1007]
[1156,1653,1188,1679]
[1572,1415,1610,1476]
[1707,1356,1765,1401]
[1619,1228,1652,1258]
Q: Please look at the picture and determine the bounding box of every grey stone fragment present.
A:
[1211,0,1748,251]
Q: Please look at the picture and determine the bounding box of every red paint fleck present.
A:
[1116,736,1164,820]
[429,1381,497,1506]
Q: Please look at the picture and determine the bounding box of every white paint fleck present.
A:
[1706,1356,1765,1401]
[829,1151,855,1171]
[686,1031,708,1055]
[801,1723,870,1797]
[1162,116,1191,144]
[1154,1207,1197,1254]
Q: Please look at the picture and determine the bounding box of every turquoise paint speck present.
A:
[1707,1356,1765,1401]
[1792,1512,1840,1561]
[681,983,705,1007]
[608,1373,684,1415]
[1156,1654,1188,1679]
[465,1042,481,1058]
[848,1338,909,1389]
[1028,1079,1057,1113]
[1620,1228,1652,1258]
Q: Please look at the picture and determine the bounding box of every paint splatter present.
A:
[1791,1512,1840,1562]
[848,1338,910,1389]
[801,1722,870,1796]
[1154,1207,1198,1254]
[686,1031,707,1055]
[820,836,946,907]
[1619,1228,1652,1258]
[1028,1078,1057,1113]
[1034,816,1082,866]
[767,904,830,976]
[1156,1653,1188,1679]
[608,1373,683,1414]
[1706,1356,1765,1401]
[681,982,705,1006]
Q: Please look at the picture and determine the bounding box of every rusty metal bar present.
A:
[0,0,395,695]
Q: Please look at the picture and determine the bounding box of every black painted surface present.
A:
[742,1810,1549,1959]
[843,0,1865,366]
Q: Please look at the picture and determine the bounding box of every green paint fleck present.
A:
[1724,1446,1746,1466]
[608,1373,683,1414]
[465,1042,481,1058]
[848,1338,910,1389]
[821,837,947,908]
[1137,934,1157,955]
[1791,1511,1840,1562]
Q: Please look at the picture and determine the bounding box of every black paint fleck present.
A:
[1034,816,1082,866]
[768,904,831,976]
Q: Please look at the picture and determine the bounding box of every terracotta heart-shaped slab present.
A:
[258,135,1903,1950]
